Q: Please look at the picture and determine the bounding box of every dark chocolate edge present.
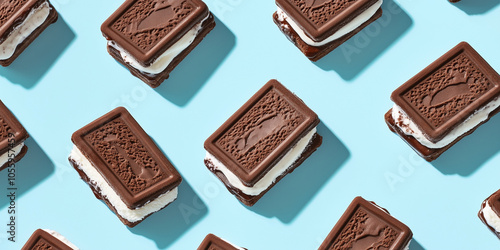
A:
[385,104,500,162]
[479,190,500,240]
[0,3,58,67]
[106,13,215,88]
[21,228,73,250]
[197,234,246,250]
[272,8,382,62]
[0,144,28,171]
[204,132,322,207]
[68,157,177,228]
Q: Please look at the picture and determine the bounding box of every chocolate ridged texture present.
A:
[21,229,73,250]
[101,0,209,66]
[71,107,181,209]
[204,79,319,186]
[319,197,412,250]
[197,234,245,250]
[275,0,379,41]
[0,100,29,170]
[391,42,500,142]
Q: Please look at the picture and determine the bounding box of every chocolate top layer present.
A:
[0,0,43,42]
[391,42,500,142]
[204,79,319,186]
[101,0,209,66]
[197,234,241,250]
[319,196,412,250]
[275,0,379,42]
[71,107,181,209]
[21,229,73,250]
[0,100,28,156]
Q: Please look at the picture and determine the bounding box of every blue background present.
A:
[1,0,500,249]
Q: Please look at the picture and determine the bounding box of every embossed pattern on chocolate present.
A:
[0,0,31,28]
[101,0,209,65]
[0,100,28,156]
[204,80,319,186]
[71,107,181,208]
[391,42,500,141]
[276,0,379,41]
[197,234,244,250]
[111,0,194,52]
[319,197,412,250]
[216,89,305,172]
[21,229,73,250]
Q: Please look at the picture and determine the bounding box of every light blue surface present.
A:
[1,0,500,249]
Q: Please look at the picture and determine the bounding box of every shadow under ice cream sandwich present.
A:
[69,107,182,227]
[0,0,58,66]
[273,0,383,61]
[319,196,412,250]
[479,189,500,239]
[204,80,322,206]
[0,100,29,172]
[197,234,247,250]
[386,42,500,162]
[22,229,78,250]
[101,0,215,88]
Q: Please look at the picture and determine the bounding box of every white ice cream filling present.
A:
[0,143,24,167]
[483,201,500,233]
[69,146,178,223]
[392,97,500,149]
[42,229,79,250]
[0,1,51,60]
[276,0,383,47]
[205,127,317,196]
[108,14,209,75]
[221,237,245,250]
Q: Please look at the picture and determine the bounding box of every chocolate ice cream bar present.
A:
[273,0,383,61]
[22,229,78,250]
[0,100,29,171]
[101,0,215,88]
[0,0,58,66]
[197,234,246,250]
[319,196,412,250]
[479,189,500,239]
[386,42,500,161]
[69,107,182,227]
[204,79,322,206]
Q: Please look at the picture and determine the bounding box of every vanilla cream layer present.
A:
[69,146,177,223]
[483,201,500,233]
[108,14,209,75]
[276,0,383,47]
[43,229,79,250]
[392,97,500,149]
[0,143,24,167]
[221,237,245,250]
[205,127,317,196]
[0,2,51,60]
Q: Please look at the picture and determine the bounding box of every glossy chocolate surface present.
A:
[0,100,28,157]
[71,107,181,209]
[275,0,379,42]
[21,229,73,250]
[197,234,244,250]
[319,196,412,250]
[391,42,500,142]
[101,0,209,66]
[204,79,319,186]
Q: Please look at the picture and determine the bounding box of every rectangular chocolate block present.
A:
[387,42,500,161]
[69,107,182,227]
[204,79,322,206]
[319,196,412,250]
[0,0,58,66]
[0,100,29,171]
[22,229,77,250]
[197,234,246,250]
[273,0,382,61]
[479,189,500,239]
[101,0,215,87]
